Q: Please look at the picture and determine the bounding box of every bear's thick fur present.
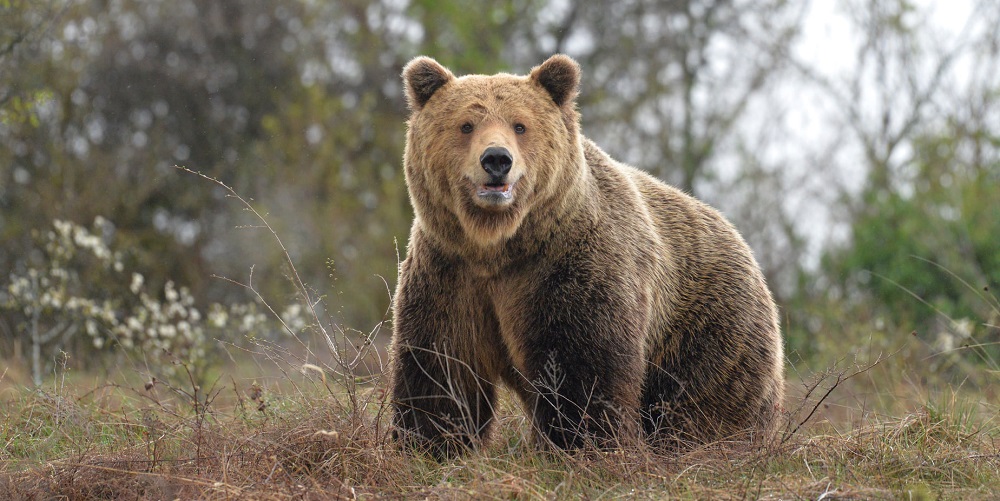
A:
[390,54,784,455]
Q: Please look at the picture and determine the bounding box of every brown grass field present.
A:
[3,173,997,498]
[2,345,998,500]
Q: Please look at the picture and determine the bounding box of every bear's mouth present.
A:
[467,176,519,208]
[477,182,513,199]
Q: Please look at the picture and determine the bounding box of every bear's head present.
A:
[401,55,583,249]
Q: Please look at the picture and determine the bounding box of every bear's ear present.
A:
[402,56,455,111]
[530,54,580,108]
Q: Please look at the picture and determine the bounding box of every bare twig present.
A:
[781,349,896,445]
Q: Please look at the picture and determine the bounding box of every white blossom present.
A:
[2,217,287,382]
[280,303,307,333]
[159,324,177,338]
[127,317,143,333]
[208,306,228,328]
[164,281,178,302]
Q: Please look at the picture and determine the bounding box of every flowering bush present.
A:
[2,217,295,385]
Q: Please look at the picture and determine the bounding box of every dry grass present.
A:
[2,356,998,501]
[5,170,995,499]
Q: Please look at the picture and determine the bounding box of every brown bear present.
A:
[390,54,784,456]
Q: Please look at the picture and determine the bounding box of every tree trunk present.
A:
[31,309,41,387]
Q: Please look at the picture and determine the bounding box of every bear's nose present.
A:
[479,146,513,180]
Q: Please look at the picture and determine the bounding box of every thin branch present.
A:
[173,166,337,356]
[781,349,895,444]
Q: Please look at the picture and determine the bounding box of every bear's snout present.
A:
[479,146,513,183]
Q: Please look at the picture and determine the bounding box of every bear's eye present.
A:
[460,123,474,134]
[514,123,526,134]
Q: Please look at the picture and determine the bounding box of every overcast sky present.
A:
[768,0,988,267]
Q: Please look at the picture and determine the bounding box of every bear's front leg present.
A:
[516,257,647,449]
[390,253,500,458]
[391,342,495,457]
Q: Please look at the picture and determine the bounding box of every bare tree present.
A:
[779,0,1000,353]
[785,0,1000,222]
[521,0,804,195]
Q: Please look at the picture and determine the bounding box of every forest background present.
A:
[1,0,998,424]
[3,1,1000,497]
